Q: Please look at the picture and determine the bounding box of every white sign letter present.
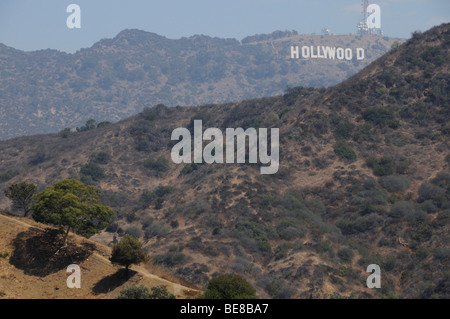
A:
[357,48,365,60]
[291,46,299,59]
[336,48,344,60]
[301,46,310,59]
[324,46,336,59]
[345,48,353,60]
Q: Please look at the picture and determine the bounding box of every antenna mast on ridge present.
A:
[357,0,370,35]
[357,0,382,35]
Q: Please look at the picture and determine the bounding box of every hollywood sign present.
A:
[290,46,365,61]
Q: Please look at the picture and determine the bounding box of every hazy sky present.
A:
[0,0,448,53]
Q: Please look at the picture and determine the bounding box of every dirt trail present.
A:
[0,213,200,298]
[90,252,197,296]
[0,213,37,230]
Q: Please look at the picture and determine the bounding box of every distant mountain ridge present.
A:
[0,23,448,299]
[0,29,402,139]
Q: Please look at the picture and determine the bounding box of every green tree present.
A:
[76,119,97,132]
[110,235,149,276]
[138,189,157,209]
[116,285,150,299]
[4,182,37,217]
[59,128,71,138]
[32,179,113,246]
[197,274,257,299]
[143,157,170,176]
[373,157,395,176]
[148,285,176,299]
[337,247,355,263]
[96,121,112,128]
[391,41,400,51]
[334,143,357,161]
[80,162,105,182]
[363,107,394,127]
[92,152,111,164]
[0,170,18,183]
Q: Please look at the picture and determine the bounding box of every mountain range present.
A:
[0,29,402,139]
[0,23,449,299]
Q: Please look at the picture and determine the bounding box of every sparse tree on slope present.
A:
[4,181,37,217]
[110,235,149,277]
[32,179,113,246]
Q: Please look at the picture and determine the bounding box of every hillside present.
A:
[0,23,449,299]
[0,30,402,140]
[0,212,199,299]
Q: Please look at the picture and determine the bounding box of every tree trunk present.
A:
[54,226,70,256]
[63,226,71,247]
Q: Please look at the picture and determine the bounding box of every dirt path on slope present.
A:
[0,213,200,299]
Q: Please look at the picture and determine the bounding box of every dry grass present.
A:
[0,212,200,299]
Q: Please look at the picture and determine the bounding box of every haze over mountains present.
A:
[0,29,402,139]
[0,24,448,299]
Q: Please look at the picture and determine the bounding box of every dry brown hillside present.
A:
[0,23,449,299]
[0,212,200,299]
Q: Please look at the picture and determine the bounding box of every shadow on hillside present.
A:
[9,228,95,277]
[92,268,137,295]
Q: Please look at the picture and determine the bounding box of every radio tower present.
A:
[357,0,370,35]
[357,0,382,35]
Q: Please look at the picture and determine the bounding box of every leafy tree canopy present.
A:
[32,179,113,244]
[198,274,257,299]
[110,235,149,273]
